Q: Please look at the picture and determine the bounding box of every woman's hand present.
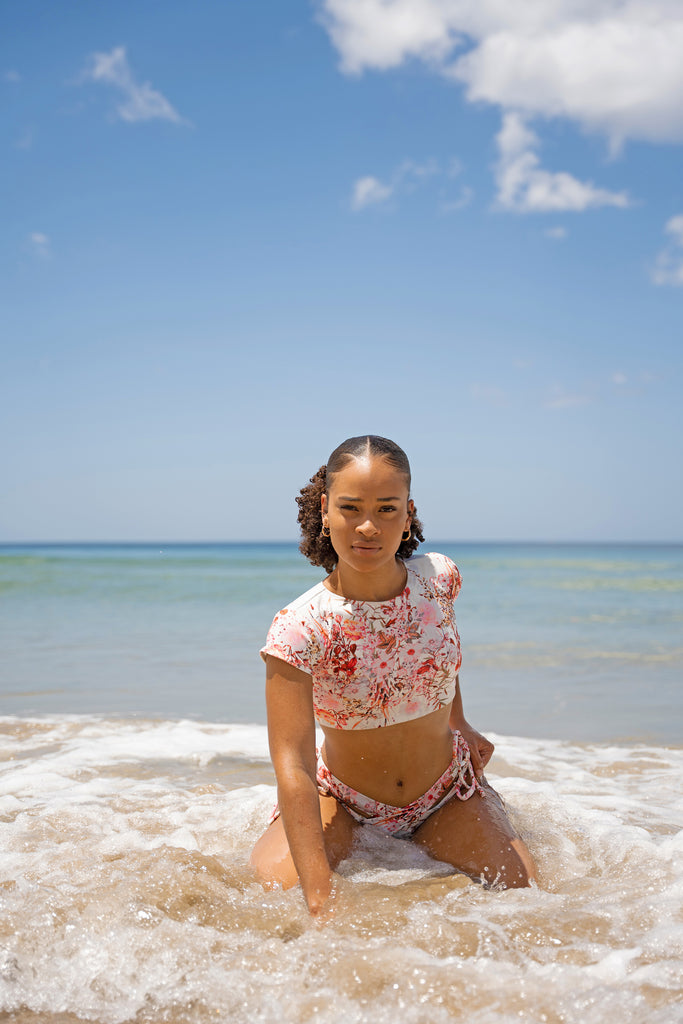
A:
[305,873,343,922]
[458,722,494,778]
[449,676,494,778]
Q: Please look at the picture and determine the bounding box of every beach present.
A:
[1,542,682,1022]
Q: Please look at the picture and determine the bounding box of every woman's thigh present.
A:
[249,793,360,890]
[412,778,537,888]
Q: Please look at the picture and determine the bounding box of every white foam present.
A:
[0,715,681,1024]
[0,713,271,763]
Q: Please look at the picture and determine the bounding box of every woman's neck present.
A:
[324,557,407,602]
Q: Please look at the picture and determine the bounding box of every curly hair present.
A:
[296,435,425,572]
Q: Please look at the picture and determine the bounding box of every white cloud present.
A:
[4,70,21,83]
[351,175,394,210]
[651,214,683,286]
[665,215,683,244]
[544,226,567,240]
[451,15,683,150]
[82,46,185,124]
[440,185,473,213]
[319,2,683,146]
[398,157,440,183]
[28,232,50,258]
[351,156,469,211]
[612,371,627,385]
[319,0,462,74]
[495,112,630,212]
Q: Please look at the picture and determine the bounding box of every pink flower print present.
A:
[418,602,439,626]
[341,616,367,641]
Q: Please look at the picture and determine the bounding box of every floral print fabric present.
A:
[260,552,463,730]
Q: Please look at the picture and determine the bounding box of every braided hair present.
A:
[296,435,425,572]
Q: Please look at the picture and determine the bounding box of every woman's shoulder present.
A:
[271,579,331,620]
[406,551,462,599]
[406,550,459,575]
[261,579,331,668]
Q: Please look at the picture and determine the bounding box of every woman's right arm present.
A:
[264,654,334,915]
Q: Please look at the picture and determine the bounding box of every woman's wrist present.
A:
[303,870,334,914]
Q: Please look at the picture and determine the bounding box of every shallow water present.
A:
[1,543,682,1021]
[1,717,681,1024]
[2,542,682,742]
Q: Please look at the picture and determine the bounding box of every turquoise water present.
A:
[1,542,681,743]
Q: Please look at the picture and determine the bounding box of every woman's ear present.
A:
[321,493,328,517]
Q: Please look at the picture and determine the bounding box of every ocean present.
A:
[1,542,682,1023]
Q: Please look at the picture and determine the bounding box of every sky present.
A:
[2,0,682,543]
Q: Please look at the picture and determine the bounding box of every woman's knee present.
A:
[249,820,299,890]
[472,784,537,887]
[249,796,357,891]
[413,787,537,889]
[507,837,537,887]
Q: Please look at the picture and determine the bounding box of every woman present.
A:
[250,435,536,915]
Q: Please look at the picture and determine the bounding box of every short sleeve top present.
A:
[260,552,462,730]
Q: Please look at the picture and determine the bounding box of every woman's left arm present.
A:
[448,674,494,776]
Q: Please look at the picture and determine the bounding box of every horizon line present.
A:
[1,538,682,547]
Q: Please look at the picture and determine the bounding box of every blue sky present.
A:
[2,0,682,542]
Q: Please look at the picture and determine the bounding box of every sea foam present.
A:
[1,715,681,1024]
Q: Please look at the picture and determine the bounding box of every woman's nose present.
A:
[357,518,379,536]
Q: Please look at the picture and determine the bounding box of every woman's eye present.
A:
[380,506,397,513]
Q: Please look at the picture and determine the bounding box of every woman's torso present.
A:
[320,706,455,805]
[262,552,463,804]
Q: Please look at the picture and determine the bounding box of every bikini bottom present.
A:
[270,730,484,840]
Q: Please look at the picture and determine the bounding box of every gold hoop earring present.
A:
[402,528,411,542]
[321,523,331,538]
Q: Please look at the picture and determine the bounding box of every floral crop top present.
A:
[260,552,462,730]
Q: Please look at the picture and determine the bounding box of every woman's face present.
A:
[321,455,414,578]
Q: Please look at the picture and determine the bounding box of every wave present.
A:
[1,716,681,1023]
